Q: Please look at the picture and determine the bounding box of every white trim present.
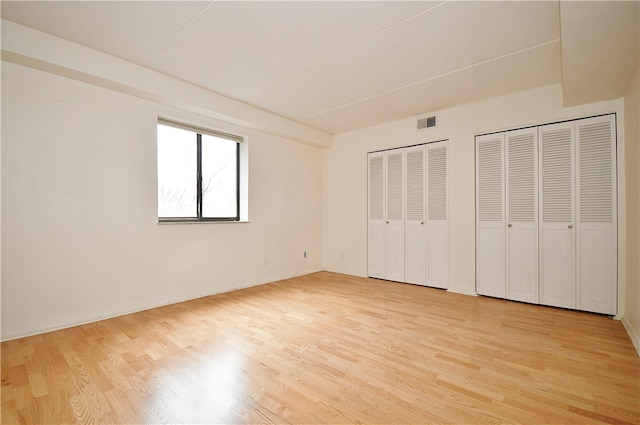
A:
[616,109,626,319]
[0,269,322,342]
[158,117,244,143]
[621,316,640,357]
[447,288,479,297]
[158,220,250,225]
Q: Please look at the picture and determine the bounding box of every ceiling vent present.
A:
[417,115,437,130]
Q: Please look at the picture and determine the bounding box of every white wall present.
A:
[623,64,640,354]
[323,84,625,301]
[1,62,323,340]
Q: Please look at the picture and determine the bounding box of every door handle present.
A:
[568,224,573,229]
[507,224,512,228]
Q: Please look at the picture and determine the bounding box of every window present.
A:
[157,119,244,222]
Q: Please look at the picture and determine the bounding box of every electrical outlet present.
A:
[263,257,269,266]
[341,251,346,261]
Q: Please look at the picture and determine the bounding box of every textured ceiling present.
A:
[2,1,638,134]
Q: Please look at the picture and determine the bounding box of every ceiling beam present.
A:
[0,20,333,148]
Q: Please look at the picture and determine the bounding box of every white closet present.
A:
[368,141,448,288]
[476,114,617,314]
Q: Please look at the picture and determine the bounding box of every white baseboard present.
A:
[320,265,368,279]
[279,268,323,282]
[1,269,324,343]
[447,288,479,297]
[621,316,640,357]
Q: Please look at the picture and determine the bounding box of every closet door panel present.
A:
[476,134,505,297]
[539,122,575,309]
[368,153,385,279]
[507,228,538,301]
[540,224,574,307]
[576,115,617,314]
[405,229,425,284]
[578,225,615,313]
[426,142,448,289]
[368,226,386,279]
[405,146,426,285]
[427,225,448,288]
[505,128,538,303]
[386,151,405,282]
[477,225,504,295]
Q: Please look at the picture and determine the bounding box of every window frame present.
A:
[157,119,243,223]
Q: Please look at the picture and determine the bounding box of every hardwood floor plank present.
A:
[2,272,639,424]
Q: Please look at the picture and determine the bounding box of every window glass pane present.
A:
[157,124,197,217]
[202,134,237,218]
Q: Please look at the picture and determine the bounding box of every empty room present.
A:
[1,1,639,424]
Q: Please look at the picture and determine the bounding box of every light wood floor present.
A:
[2,272,639,424]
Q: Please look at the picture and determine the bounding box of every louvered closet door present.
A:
[539,121,576,309]
[476,134,505,297]
[405,146,426,285]
[386,150,405,282]
[505,128,538,303]
[426,142,448,289]
[576,115,617,314]
[368,152,386,279]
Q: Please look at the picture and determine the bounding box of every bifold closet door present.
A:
[576,115,617,314]
[385,150,405,282]
[405,146,426,285]
[476,134,505,297]
[368,152,386,279]
[367,149,405,282]
[505,128,538,303]
[476,114,617,314]
[369,143,449,287]
[426,142,448,289]
[539,121,576,309]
